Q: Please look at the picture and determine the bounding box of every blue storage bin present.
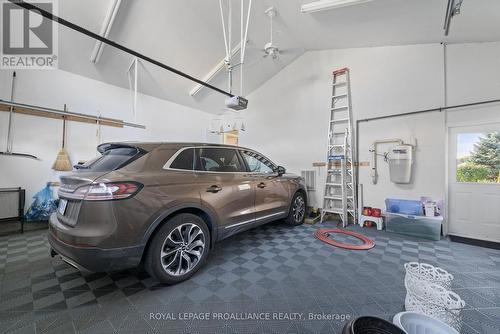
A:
[385,212,443,241]
[385,198,423,216]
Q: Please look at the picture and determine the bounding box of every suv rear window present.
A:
[76,147,141,172]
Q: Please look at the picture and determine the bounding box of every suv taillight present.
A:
[72,182,142,201]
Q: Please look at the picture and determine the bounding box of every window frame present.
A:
[163,146,278,174]
[163,146,243,173]
[239,150,277,174]
[167,147,196,171]
[195,147,246,173]
[75,146,144,172]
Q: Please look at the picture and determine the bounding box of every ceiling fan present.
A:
[262,7,280,59]
[261,7,298,60]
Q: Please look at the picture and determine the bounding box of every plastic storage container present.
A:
[393,312,459,334]
[385,212,443,241]
[385,198,423,216]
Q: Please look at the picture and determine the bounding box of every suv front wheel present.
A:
[145,213,210,284]
[284,192,306,226]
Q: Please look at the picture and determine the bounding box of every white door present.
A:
[448,123,500,242]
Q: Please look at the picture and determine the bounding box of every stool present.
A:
[359,214,384,231]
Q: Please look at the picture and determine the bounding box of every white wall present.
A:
[239,41,500,213]
[0,69,210,208]
[446,42,500,125]
[239,43,445,209]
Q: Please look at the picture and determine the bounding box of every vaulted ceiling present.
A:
[56,0,500,114]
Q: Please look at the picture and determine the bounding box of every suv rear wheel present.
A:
[145,213,209,284]
[284,192,306,226]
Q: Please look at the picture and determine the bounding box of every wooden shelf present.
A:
[0,99,145,129]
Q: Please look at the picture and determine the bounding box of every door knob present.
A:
[206,185,222,193]
[257,182,266,189]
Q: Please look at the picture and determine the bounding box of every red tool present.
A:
[363,207,372,216]
[371,208,381,217]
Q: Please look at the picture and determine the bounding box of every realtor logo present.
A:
[1,0,58,69]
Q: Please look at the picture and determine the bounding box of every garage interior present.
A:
[0,0,499,333]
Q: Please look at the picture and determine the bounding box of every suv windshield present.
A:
[76,147,141,172]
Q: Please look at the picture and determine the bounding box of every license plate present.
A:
[58,199,68,215]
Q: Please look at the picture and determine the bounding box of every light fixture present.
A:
[301,0,373,13]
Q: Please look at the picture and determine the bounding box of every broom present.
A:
[52,105,72,171]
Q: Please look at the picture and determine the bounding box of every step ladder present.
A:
[320,67,357,227]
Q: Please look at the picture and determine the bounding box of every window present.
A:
[76,147,141,172]
[240,150,275,174]
[456,131,499,183]
[195,148,245,173]
[170,148,194,170]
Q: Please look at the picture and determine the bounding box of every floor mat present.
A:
[0,222,499,333]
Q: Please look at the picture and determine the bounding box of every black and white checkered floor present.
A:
[1,221,499,334]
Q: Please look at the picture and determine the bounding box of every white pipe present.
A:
[90,0,122,63]
[370,139,403,184]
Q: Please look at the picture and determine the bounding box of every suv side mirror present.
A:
[275,166,286,176]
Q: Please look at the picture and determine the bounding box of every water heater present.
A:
[388,145,413,183]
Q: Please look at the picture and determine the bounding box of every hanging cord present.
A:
[240,0,244,95]
[62,104,67,149]
[133,58,138,122]
[96,113,102,146]
[227,0,233,93]
[220,0,252,96]
[270,9,273,45]
[219,0,229,61]
[126,57,139,122]
[240,0,252,96]
[6,71,16,153]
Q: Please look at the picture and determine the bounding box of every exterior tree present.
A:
[457,163,490,183]
[469,132,500,181]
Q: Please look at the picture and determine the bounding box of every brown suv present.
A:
[49,142,307,284]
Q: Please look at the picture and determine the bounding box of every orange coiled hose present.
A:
[315,228,375,250]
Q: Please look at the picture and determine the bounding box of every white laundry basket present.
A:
[404,262,454,290]
[404,262,464,332]
[393,312,459,334]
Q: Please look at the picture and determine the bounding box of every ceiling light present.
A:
[301,0,373,13]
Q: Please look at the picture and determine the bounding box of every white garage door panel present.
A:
[482,193,500,224]
[453,192,472,221]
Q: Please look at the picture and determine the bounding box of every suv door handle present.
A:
[206,185,222,193]
[257,182,266,189]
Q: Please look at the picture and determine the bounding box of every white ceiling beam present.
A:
[301,0,373,13]
[189,41,243,97]
[90,0,122,63]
